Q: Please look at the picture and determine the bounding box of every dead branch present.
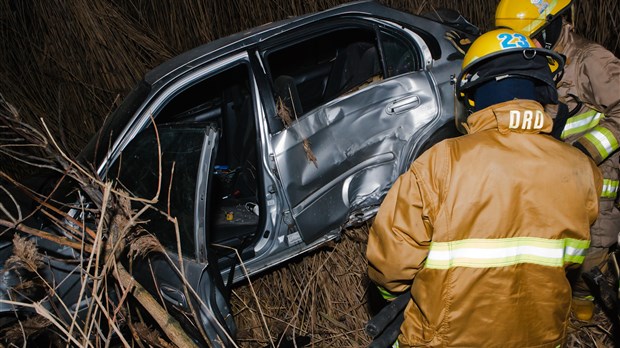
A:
[113,262,198,348]
[0,95,206,347]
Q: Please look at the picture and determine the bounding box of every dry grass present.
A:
[232,226,372,347]
[4,234,43,273]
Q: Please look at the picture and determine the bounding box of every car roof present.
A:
[144,0,443,86]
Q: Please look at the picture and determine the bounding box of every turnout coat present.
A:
[553,22,620,248]
[367,100,602,347]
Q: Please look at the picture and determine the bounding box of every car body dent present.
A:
[271,70,438,243]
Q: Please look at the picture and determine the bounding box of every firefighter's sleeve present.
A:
[573,45,620,165]
[366,168,432,294]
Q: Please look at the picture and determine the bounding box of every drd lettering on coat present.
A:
[509,110,544,130]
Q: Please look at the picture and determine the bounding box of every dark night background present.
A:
[0,0,618,177]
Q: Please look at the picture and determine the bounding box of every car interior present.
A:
[209,81,260,257]
[188,65,261,264]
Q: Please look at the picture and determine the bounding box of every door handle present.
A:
[160,285,189,310]
[386,95,420,114]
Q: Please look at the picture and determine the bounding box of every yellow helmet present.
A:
[457,28,563,96]
[495,0,572,38]
[455,28,564,126]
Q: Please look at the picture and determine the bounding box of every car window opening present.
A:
[109,63,262,261]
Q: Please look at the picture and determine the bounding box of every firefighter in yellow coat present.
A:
[495,0,620,321]
[366,29,602,347]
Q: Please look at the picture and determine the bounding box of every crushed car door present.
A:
[266,22,439,243]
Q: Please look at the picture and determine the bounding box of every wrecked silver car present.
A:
[1,1,477,346]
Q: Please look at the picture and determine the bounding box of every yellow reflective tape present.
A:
[601,179,619,199]
[583,126,619,159]
[426,237,589,269]
[561,110,603,139]
[377,286,397,300]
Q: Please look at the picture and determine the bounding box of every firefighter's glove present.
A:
[445,30,471,58]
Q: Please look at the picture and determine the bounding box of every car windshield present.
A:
[78,81,151,170]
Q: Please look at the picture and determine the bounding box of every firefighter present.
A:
[495,0,620,321]
[366,28,602,347]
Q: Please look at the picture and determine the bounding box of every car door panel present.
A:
[272,71,438,243]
